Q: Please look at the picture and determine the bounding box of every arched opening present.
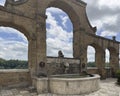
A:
[46,7,73,58]
[0,26,28,69]
[107,47,118,77]
[105,48,111,77]
[105,49,110,67]
[87,46,96,67]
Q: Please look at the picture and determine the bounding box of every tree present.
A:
[0,58,28,69]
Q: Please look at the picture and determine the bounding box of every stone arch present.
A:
[0,26,28,60]
[107,47,117,54]
[45,0,81,58]
[0,21,30,40]
[105,48,110,67]
[47,0,80,31]
[87,45,96,67]
[89,43,104,65]
[107,47,119,77]
[46,7,73,57]
[88,43,106,78]
[0,21,30,69]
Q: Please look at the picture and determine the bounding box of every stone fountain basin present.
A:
[32,74,100,95]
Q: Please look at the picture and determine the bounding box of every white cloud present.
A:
[46,8,73,57]
[0,27,28,42]
[0,27,28,60]
[87,46,95,62]
[60,15,69,28]
[0,0,5,6]
[0,39,28,60]
[105,49,110,63]
[98,0,120,9]
[46,7,64,15]
[82,0,120,38]
[100,31,117,37]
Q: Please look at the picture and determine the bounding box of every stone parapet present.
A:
[33,74,100,95]
[0,69,31,88]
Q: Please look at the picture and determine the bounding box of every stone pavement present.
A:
[0,78,120,96]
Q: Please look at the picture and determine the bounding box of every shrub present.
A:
[116,70,120,85]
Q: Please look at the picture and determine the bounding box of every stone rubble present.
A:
[0,78,120,96]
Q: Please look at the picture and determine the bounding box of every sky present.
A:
[0,0,119,62]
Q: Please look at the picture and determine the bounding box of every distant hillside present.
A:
[0,58,28,69]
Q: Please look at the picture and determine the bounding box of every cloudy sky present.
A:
[0,0,118,62]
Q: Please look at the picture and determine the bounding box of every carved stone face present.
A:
[7,0,28,5]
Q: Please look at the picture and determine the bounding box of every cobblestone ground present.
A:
[0,78,120,96]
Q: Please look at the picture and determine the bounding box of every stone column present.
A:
[36,21,47,76]
[73,28,87,73]
[73,28,85,58]
[80,46,87,72]
[73,29,81,58]
[28,38,37,76]
[96,49,106,79]
[110,50,119,77]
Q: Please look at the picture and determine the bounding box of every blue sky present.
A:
[0,0,119,62]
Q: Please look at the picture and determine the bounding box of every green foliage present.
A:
[87,62,96,67]
[87,62,110,67]
[116,70,120,85]
[0,58,28,69]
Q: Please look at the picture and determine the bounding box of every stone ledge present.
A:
[87,67,98,69]
[33,74,100,95]
[49,74,100,81]
[0,69,29,73]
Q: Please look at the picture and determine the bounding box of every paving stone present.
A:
[15,95,23,96]
[11,88,19,95]
[20,90,29,94]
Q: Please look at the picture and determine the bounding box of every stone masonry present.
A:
[0,0,119,86]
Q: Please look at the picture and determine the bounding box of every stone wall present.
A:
[0,69,31,88]
[87,67,98,74]
[33,74,100,95]
[47,57,80,75]
[46,57,111,77]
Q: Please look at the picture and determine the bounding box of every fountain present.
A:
[32,51,100,95]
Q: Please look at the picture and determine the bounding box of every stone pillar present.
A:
[110,50,119,77]
[80,46,87,72]
[96,49,106,79]
[73,28,88,73]
[36,21,47,76]
[73,29,81,58]
[28,39,37,76]
[73,28,86,58]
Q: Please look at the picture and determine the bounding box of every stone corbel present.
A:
[92,26,97,33]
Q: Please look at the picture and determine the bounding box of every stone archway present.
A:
[0,0,119,81]
[0,21,33,71]
[46,7,73,58]
[87,45,96,67]
[0,22,30,40]
[33,0,89,76]
[46,0,81,59]
[0,26,28,60]
[107,47,119,77]
[87,43,106,79]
